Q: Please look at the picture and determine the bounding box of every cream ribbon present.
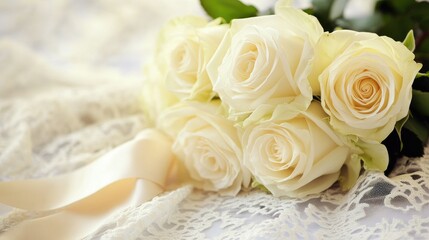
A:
[0,128,175,240]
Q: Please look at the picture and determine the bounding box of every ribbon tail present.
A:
[0,128,175,239]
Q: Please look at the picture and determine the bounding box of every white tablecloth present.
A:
[1,1,428,239]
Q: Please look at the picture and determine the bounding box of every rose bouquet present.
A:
[1,0,429,239]
[141,0,428,197]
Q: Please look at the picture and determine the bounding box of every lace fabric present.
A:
[1,0,429,239]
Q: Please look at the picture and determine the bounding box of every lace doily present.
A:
[1,0,428,239]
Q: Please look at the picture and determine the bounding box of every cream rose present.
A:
[242,102,353,197]
[141,65,179,125]
[158,101,250,196]
[206,5,323,121]
[157,16,227,101]
[309,30,422,142]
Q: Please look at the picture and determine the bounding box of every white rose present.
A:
[206,5,323,121]
[242,102,353,197]
[141,65,179,125]
[157,16,227,101]
[309,30,422,142]
[158,101,251,196]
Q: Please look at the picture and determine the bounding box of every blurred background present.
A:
[0,0,204,87]
[0,0,427,90]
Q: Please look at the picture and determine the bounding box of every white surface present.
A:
[1,0,429,239]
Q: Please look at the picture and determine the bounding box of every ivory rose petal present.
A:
[141,65,179,125]
[157,16,228,101]
[309,30,422,142]
[242,102,354,197]
[158,101,251,196]
[206,6,323,122]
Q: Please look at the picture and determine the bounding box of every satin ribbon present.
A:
[0,128,175,240]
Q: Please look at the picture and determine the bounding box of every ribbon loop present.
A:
[0,128,175,239]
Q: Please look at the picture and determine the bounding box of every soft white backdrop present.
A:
[1,0,429,239]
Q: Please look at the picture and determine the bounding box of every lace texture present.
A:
[1,0,428,239]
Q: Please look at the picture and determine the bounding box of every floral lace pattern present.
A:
[0,0,428,239]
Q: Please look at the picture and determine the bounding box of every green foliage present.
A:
[404,114,429,144]
[251,180,270,193]
[416,71,429,79]
[412,89,429,117]
[310,0,336,31]
[394,115,409,150]
[199,0,258,23]
[403,30,416,52]
[410,74,429,156]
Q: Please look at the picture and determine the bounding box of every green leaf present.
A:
[404,114,429,144]
[411,89,429,117]
[399,113,428,158]
[379,16,414,41]
[338,154,361,190]
[200,0,258,23]
[357,140,389,171]
[394,114,409,150]
[416,71,429,78]
[311,0,336,31]
[251,180,270,193]
[403,30,416,52]
[390,0,415,13]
